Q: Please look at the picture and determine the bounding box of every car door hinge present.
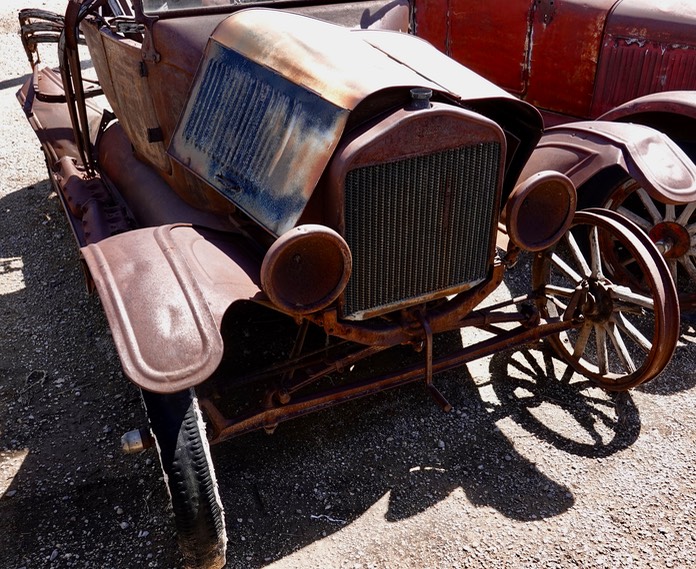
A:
[534,0,557,26]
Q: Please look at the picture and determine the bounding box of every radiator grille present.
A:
[343,142,501,319]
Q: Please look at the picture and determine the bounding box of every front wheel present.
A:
[142,388,227,569]
[532,209,679,391]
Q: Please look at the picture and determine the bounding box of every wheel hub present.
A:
[581,279,614,322]
[649,221,690,259]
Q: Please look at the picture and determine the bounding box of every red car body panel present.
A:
[416,0,696,121]
[593,0,696,117]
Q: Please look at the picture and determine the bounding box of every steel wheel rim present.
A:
[603,178,696,311]
[532,210,679,390]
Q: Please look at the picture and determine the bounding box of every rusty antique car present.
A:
[425,0,696,309]
[16,0,695,567]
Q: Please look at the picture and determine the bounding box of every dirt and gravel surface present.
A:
[2,2,696,568]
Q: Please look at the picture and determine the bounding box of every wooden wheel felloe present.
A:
[532,209,679,391]
[603,178,696,311]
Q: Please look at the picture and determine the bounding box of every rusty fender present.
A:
[81,225,264,394]
[598,91,696,153]
[519,121,696,205]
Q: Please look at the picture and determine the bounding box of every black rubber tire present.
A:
[142,388,227,569]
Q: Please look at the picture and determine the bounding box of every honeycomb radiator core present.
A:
[342,142,501,320]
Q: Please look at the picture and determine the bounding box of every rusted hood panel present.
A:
[593,0,696,116]
[81,225,263,393]
[170,8,537,236]
[608,0,696,45]
[522,121,696,204]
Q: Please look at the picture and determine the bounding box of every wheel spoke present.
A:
[565,231,592,277]
[533,209,678,390]
[572,324,592,359]
[665,203,676,223]
[595,324,608,375]
[677,201,696,225]
[636,188,663,224]
[617,206,653,231]
[544,284,576,298]
[614,312,652,353]
[551,252,583,283]
[669,258,678,282]
[606,321,636,373]
[589,226,603,278]
[609,284,654,310]
[678,255,696,282]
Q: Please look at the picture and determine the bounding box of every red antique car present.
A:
[16,0,695,567]
[419,0,696,308]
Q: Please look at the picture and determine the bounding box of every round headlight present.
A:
[261,224,352,315]
[505,171,577,251]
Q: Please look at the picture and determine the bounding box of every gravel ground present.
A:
[2,2,696,569]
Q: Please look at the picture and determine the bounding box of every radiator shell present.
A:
[326,103,506,320]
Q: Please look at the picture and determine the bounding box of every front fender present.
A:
[81,225,263,393]
[599,91,696,123]
[519,121,696,204]
[599,91,696,155]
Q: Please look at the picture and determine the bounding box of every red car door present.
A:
[416,0,618,119]
[415,0,532,95]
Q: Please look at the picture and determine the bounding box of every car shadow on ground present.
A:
[0,181,180,568]
[210,336,642,567]
[1,182,674,569]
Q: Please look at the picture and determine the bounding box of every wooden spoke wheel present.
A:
[532,209,679,391]
[603,178,696,311]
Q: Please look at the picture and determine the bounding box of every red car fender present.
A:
[518,120,696,205]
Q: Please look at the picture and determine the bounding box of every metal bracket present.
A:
[534,0,557,26]
[417,313,452,413]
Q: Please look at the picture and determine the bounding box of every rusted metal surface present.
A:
[169,32,351,235]
[597,90,696,144]
[505,171,577,252]
[201,314,580,443]
[80,22,171,173]
[520,121,696,205]
[415,0,615,118]
[416,0,532,95]
[97,124,235,231]
[261,225,352,315]
[81,225,263,393]
[533,209,679,390]
[524,0,615,119]
[18,8,66,67]
[593,0,696,117]
[210,9,441,110]
[325,100,506,320]
[170,8,539,235]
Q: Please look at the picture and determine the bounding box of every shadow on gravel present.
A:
[1,182,666,569]
[636,318,696,395]
[486,346,641,458]
[0,182,180,568]
[208,337,647,567]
